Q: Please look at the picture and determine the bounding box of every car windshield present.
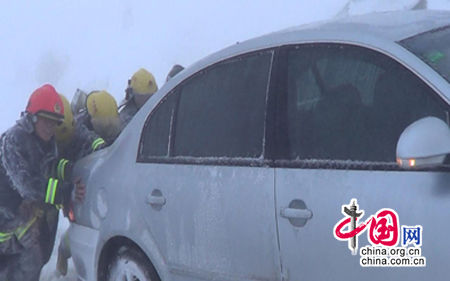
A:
[400,25,450,83]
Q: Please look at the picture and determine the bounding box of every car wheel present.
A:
[106,246,159,281]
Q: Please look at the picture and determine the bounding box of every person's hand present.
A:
[73,177,86,203]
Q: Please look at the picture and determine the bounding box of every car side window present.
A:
[173,51,273,158]
[139,91,177,158]
[278,44,448,163]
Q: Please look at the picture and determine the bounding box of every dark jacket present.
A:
[68,110,107,161]
[0,115,72,230]
[119,99,138,131]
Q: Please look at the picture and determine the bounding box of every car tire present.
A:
[106,246,159,281]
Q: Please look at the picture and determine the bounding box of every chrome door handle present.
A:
[147,189,165,210]
[280,208,313,220]
[280,199,313,227]
[147,195,166,206]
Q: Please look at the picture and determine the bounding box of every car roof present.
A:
[280,9,450,42]
[178,10,450,76]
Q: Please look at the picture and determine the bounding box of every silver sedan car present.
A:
[69,9,450,281]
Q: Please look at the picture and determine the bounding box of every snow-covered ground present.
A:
[39,213,76,281]
[0,0,443,280]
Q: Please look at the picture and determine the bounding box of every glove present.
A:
[62,182,75,208]
[72,177,86,204]
[61,178,85,210]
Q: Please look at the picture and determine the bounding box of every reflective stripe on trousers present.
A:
[0,215,39,243]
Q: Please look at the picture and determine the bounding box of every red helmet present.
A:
[26,84,64,122]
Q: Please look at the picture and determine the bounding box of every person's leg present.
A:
[56,229,71,276]
[7,242,44,281]
[0,229,26,280]
[40,209,59,265]
[8,220,45,281]
[0,253,15,281]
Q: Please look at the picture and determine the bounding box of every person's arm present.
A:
[1,129,69,206]
[72,121,106,161]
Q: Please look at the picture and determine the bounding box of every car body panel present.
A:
[133,163,281,281]
[69,223,100,281]
[276,168,450,280]
[69,10,450,281]
[72,145,172,280]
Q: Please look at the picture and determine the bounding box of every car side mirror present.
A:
[396,116,450,168]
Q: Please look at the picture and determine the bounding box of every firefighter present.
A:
[55,94,75,153]
[55,91,119,276]
[75,90,120,146]
[0,84,85,281]
[119,68,158,130]
[165,64,184,82]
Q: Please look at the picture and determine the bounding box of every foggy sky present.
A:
[1,0,449,133]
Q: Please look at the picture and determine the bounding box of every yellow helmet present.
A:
[87,90,118,119]
[86,90,120,141]
[55,93,74,146]
[129,68,158,95]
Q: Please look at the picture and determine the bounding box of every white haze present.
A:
[0,0,350,134]
[0,0,447,280]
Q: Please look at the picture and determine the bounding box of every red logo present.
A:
[334,199,399,254]
[54,102,62,114]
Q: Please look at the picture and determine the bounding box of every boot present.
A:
[56,250,68,276]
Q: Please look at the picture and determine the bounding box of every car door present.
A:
[272,44,450,280]
[136,50,282,281]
